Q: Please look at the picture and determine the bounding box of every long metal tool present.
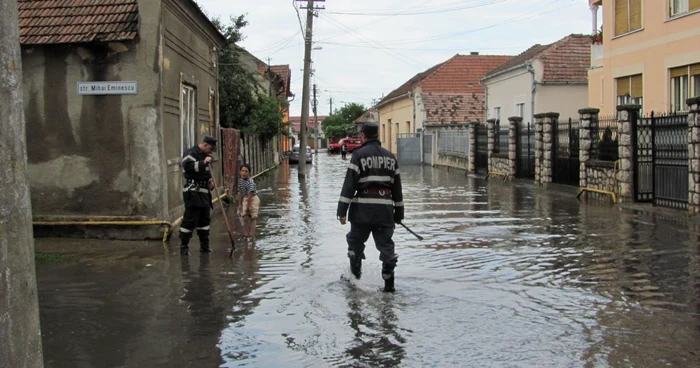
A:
[209,165,236,256]
[399,222,424,241]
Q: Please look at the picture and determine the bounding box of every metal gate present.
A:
[397,133,421,165]
[423,133,433,165]
[475,125,488,172]
[516,121,535,179]
[634,114,654,202]
[552,118,580,186]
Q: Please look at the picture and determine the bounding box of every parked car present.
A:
[329,137,362,154]
[289,144,313,164]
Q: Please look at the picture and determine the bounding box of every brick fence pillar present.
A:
[535,116,544,183]
[578,108,600,188]
[535,112,558,184]
[616,104,641,202]
[508,116,522,177]
[687,97,700,214]
[487,119,497,173]
[468,121,478,173]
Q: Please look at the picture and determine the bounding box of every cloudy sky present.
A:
[197,0,594,117]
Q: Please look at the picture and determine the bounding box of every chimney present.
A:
[470,52,479,55]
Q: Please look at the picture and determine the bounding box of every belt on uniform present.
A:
[183,180,210,193]
[359,187,392,196]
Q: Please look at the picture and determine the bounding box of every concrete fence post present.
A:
[616,104,641,202]
[578,108,600,188]
[487,119,496,173]
[687,97,700,214]
[468,121,478,174]
[508,117,522,177]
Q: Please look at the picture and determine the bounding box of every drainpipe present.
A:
[527,62,537,124]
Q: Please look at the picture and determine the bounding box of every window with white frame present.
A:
[181,85,196,155]
[670,0,699,17]
[515,103,524,118]
[670,63,700,111]
[616,74,643,111]
[493,106,501,121]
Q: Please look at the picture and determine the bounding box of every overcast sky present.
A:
[197,0,594,117]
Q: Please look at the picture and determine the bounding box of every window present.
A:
[616,74,643,110]
[615,0,642,36]
[670,63,700,111]
[493,106,501,121]
[670,0,700,16]
[515,103,524,118]
[181,85,196,155]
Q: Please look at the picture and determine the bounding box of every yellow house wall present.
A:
[378,97,413,155]
[588,0,700,114]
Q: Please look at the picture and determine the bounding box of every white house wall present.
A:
[483,68,532,123]
[535,84,589,121]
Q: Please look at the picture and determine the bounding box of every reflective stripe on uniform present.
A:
[352,197,394,205]
[180,227,193,233]
[394,201,404,207]
[339,196,352,204]
[183,187,210,193]
[358,175,394,184]
[348,163,360,173]
[196,226,210,231]
[182,155,196,164]
[395,169,400,175]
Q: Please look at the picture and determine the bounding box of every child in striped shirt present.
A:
[237,164,260,239]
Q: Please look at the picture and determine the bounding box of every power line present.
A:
[317,41,531,52]
[319,13,428,70]
[250,30,300,54]
[325,0,508,16]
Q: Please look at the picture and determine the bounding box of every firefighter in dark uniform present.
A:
[337,122,404,292]
[179,136,217,255]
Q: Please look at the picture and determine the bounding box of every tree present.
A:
[0,0,44,366]
[213,15,286,141]
[322,102,366,139]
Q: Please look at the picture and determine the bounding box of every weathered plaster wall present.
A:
[162,0,223,219]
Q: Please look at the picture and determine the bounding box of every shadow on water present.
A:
[35,153,700,367]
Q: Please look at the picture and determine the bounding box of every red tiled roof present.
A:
[377,61,446,106]
[482,34,591,83]
[18,0,139,45]
[420,54,512,93]
[270,65,292,98]
[424,93,485,124]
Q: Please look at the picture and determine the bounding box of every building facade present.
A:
[19,0,226,235]
[481,34,591,124]
[587,0,700,114]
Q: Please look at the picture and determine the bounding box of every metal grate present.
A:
[438,129,469,157]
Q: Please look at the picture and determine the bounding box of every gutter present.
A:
[376,92,410,109]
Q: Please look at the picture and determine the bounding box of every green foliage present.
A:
[213,15,285,141]
[322,102,366,139]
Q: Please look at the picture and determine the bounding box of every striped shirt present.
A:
[238,177,257,197]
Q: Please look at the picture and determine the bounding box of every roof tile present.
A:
[18,0,139,45]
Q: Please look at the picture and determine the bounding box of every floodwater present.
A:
[35,153,700,367]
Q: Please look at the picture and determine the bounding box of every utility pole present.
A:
[0,0,44,366]
[328,97,333,115]
[312,83,319,154]
[297,0,316,178]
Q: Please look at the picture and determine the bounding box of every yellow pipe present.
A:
[577,160,621,204]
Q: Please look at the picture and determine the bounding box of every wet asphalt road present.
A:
[35,152,700,367]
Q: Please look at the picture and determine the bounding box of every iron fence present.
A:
[475,124,488,171]
[492,120,509,154]
[590,114,618,161]
[438,129,469,157]
[552,118,580,186]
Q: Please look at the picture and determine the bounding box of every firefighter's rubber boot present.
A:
[348,251,365,279]
[179,231,192,255]
[198,229,212,253]
[383,275,395,293]
[382,254,398,292]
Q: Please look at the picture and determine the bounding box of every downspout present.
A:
[527,62,537,124]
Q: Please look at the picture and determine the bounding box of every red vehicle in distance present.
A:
[329,137,362,154]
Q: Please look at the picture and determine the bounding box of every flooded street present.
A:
[36,153,700,367]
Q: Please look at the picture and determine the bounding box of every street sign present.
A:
[78,81,138,95]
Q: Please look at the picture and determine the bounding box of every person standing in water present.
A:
[237,164,260,240]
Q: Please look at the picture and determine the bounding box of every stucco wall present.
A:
[588,1,700,114]
[536,84,589,121]
[483,68,532,123]
[21,0,164,218]
[162,0,223,219]
[378,97,413,154]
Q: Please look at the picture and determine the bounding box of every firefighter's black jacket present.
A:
[336,139,404,226]
[181,145,213,208]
